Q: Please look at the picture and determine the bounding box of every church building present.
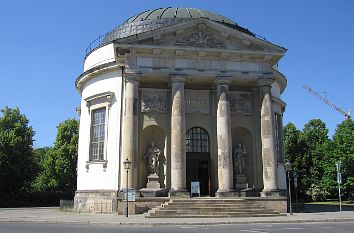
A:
[74,7,288,214]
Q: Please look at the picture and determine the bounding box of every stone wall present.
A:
[74,191,118,213]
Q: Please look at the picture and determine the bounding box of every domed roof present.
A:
[86,7,255,55]
[123,7,235,25]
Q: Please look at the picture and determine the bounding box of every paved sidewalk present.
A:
[0,207,354,226]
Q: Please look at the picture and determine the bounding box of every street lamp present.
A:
[285,161,293,215]
[123,158,132,217]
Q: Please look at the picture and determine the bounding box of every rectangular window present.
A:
[90,108,106,160]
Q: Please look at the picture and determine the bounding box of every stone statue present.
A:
[233,143,246,175]
[145,142,161,175]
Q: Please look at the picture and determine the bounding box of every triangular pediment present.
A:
[116,19,286,55]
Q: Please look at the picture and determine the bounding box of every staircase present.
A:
[146,198,285,218]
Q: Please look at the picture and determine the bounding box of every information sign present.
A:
[191,181,200,197]
[123,188,136,202]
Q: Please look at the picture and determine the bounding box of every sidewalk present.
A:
[1,207,354,225]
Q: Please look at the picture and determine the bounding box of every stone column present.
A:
[258,78,279,196]
[169,75,189,197]
[215,77,234,197]
[121,73,139,189]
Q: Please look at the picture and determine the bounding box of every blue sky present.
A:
[0,0,353,147]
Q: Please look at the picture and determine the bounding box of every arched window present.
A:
[186,127,209,152]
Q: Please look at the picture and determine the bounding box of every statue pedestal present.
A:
[140,174,166,197]
[146,174,160,189]
[234,175,248,190]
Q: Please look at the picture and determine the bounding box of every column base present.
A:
[168,189,190,198]
[215,189,238,198]
[261,189,282,197]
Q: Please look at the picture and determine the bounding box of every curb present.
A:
[1,218,354,226]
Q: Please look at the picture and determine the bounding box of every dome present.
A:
[85,7,255,55]
[101,7,254,44]
[124,7,235,25]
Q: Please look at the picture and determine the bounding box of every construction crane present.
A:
[303,85,351,119]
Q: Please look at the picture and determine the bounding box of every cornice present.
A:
[272,68,287,94]
[75,61,119,92]
[272,96,287,112]
[116,43,284,62]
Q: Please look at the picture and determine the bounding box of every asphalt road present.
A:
[1,222,354,233]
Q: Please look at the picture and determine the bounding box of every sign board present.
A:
[123,188,136,202]
[337,173,342,184]
[294,177,298,187]
[191,181,200,197]
[336,161,342,173]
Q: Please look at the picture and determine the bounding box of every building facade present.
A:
[74,7,288,213]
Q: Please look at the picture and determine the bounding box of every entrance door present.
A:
[186,127,210,196]
[186,153,210,196]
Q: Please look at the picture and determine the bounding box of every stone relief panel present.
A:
[229,92,252,115]
[141,89,167,113]
[185,90,210,114]
[176,32,226,49]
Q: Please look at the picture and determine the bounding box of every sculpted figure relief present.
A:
[145,142,162,175]
[233,143,247,175]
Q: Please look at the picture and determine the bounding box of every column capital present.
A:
[257,77,274,88]
[215,76,231,86]
[124,71,141,83]
[170,74,186,85]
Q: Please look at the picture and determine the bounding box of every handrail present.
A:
[85,33,109,56]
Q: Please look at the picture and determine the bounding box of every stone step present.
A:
[171,199,245,203]
[147,213,286,218]
[164,203,264,208]
[150,209,279,214]
[163,205,264,210]
[145,198,284,218]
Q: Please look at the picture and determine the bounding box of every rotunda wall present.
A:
[84,43,115,72]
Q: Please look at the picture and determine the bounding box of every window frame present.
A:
[90,107,106,161]
[186,127,210,153]
[84,92,113,170]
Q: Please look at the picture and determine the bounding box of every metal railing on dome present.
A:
[85,33,109,56]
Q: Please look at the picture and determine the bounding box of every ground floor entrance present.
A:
[186,152,210,196]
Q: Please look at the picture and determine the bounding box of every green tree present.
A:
[31,147,51,191]
[0,107,35,196]
[283,123,308,198]
[302,119,330,201]
[331,118,354,200]
[33,119,79,194]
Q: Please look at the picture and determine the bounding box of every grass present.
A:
[307,201,354,206]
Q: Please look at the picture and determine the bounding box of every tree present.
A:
[0,107,35,196]
[302,119,330,201]
[33,119,79,194]
[283,123,308,198]
[331,119,354,200]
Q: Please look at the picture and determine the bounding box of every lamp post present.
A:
[336,160,342,216]
[293,171,298,212]
[285,161,293,215]
[123,158,131,217]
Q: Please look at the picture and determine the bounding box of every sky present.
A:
[0,0,353,148]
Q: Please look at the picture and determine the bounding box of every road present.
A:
[1,222,354,233]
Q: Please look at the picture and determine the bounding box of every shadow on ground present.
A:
[303,203,354,213]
